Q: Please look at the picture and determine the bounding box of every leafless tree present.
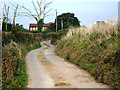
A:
[21,0,53,22]
[12,4,19,30]
[8,2,19,31]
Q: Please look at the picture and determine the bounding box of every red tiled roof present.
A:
[29,24,37,27]
[29,23,50,27]
[43,24,50,27]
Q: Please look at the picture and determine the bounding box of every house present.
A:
[29,24,37,31]
[29,23,50,31]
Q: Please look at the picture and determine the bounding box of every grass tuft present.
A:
[55,82,71,86]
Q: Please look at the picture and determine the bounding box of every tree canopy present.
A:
[50,12,80,31]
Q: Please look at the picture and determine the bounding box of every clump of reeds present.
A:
[64,18,118,40]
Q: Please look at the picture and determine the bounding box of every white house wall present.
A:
[30,27,37,31]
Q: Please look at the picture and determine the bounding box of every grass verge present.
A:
[55,19,120,88]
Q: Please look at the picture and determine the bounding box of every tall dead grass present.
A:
[64,19,118,40]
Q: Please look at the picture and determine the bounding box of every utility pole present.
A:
[56,9,57,32]
[61,18,63,30]
[1,0,5,31]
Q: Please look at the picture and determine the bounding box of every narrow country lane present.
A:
[26,41,54,88]
[26,40,110,88]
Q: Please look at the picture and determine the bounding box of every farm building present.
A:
[29,23,50,31]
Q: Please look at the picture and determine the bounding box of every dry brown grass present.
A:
[64,18,118,40]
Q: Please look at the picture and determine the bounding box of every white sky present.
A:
[0,0,119,29]
[3,0,120,2]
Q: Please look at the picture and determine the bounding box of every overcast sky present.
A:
[0,0,119,29]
